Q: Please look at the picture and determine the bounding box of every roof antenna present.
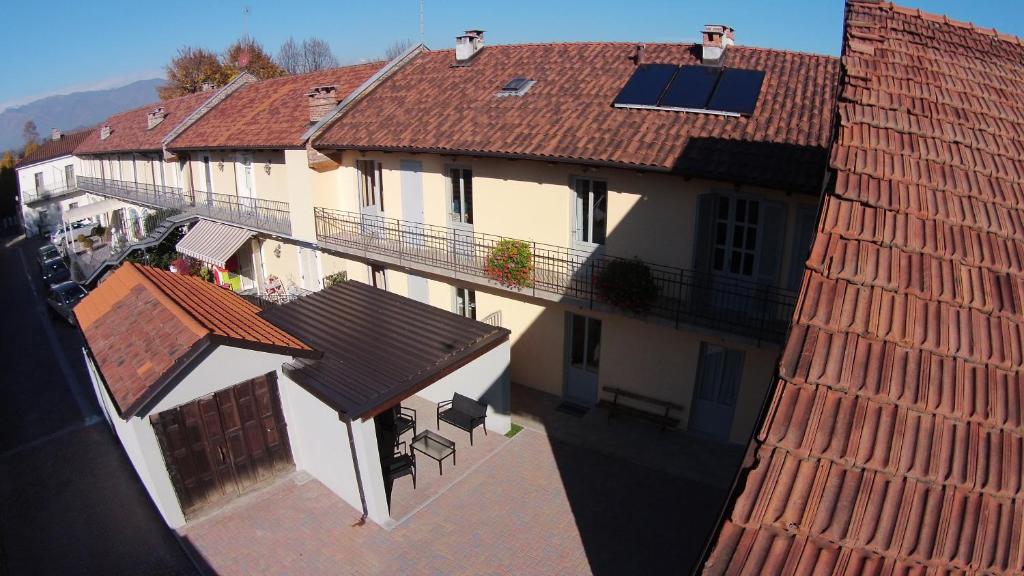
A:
[419,0,425,43]
[243,5,251,40]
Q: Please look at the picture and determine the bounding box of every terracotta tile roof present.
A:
[15,128,93,168]
[76,262,314,418]
[167,62,385,150]
[702,2,1024,574]
[75,91,214,154]
[314,43,839,194]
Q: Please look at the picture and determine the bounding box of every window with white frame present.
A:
[572,177,608,245]
[357,159,383,210]
[448,167,473,224]
[454,287,476,319]
[712,196,760,276]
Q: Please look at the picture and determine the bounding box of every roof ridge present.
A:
[423,40,838,60]
[867,0,1024,46]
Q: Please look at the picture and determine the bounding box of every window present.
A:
[573,177,607,245]
[357,160,383,211]
[712,196,759,276]
[448,167,473,224]
[454,287,476,319]
[569,314,601,374]
[370,264,387,290]
[64,165,75,188]
[69,202,78,210]
[34,172,43,192]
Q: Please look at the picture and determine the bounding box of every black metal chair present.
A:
[384,441,416,489]
[437,392,487,445]
[394,405,416,447]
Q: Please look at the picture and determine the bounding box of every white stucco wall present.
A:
[87,345,292,529]
[16,153,87,237]
[416,340,513,435]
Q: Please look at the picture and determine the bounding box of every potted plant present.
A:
[322,271,348,288]
[595,258,660,314]
[485,239,534,289]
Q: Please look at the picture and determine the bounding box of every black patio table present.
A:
[410,429,456,475]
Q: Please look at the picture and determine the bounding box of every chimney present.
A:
[147,106,166,130]
[99,125,112,140]
[701,24,735,65]
[306,85,339,123]
[201,81,217,92]
[50,128,62,141]
[455,29,485,63]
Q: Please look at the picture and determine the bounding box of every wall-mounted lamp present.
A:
[217,160,224,170]
[264,161,272,175]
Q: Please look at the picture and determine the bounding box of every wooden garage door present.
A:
[150,372,293,518]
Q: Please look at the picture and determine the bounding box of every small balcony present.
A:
[77,176,291,236]
[22,182,83,206]
[313,208,798,344]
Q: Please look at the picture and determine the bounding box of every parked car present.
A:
[40,257,71,286]
[47,281,88,325]
[50,220,94,250]
[36,244,61,268]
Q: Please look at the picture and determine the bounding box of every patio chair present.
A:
[393,405,417,447]
[384,442,416,489]
[437,392,487,446]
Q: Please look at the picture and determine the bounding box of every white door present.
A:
[571,177,608,289]
[689,343,744,441]
[357,159,384,239]
[565,313,601,405]
[298,247,321,291]
[447,166,475,259]
[236,152,256,214]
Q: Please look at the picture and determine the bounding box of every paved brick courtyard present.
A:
[180,426,730,575]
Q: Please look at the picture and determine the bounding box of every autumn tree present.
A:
[159,46,231,99]
[224,37,285,80]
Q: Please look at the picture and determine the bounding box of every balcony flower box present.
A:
[485,239,534,289]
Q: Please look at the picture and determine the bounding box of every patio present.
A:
[178,386,742,575]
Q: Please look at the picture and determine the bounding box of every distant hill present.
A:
[0,78,163,152]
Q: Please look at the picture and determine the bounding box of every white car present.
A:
[50,220,94,249]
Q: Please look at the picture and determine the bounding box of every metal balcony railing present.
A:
[314,208,799,343]
[22,182,82,205]
[77,176,292,236]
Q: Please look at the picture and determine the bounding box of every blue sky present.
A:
[1,0,1022,111]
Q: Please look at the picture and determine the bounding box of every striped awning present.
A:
[175,220,253,268]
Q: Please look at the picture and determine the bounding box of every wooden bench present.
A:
[599,386,684,432]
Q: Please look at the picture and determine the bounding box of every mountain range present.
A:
[0,78,163,152]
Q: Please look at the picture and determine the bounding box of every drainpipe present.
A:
[344,417,369,525]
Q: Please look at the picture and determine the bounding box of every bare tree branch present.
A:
[385,39,415,61]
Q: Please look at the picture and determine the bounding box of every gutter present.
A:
[343,416,369,525]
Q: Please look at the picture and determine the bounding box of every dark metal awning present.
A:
[259,282,510,421]
[175,220,253,268]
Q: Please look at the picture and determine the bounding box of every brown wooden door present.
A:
[151,372,293,518]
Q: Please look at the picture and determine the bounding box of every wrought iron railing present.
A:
[314,208,798,343]
[481,310,503,328]
[77,176,292,235]
[22,182,82,205]
[238,286,313,309]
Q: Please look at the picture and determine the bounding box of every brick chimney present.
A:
[99,125,112,140]
[306,85,339,123]
[455,29,485,64]
[50,128,62,141]
[147,106,166,130]
[701,24,735,65]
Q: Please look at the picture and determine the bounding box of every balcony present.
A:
[313,208,798,344]
[22,182,83,206]
[77,176,291,236]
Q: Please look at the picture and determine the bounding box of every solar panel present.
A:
[707,69,766,115]
[659,65,722,110]
[613,64,679,107]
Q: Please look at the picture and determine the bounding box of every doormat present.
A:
[556,402,589,417]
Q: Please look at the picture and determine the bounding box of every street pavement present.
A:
[0,231,197,575]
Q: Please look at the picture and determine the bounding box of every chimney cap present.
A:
[50,128,62,141]
[461,29,485,37]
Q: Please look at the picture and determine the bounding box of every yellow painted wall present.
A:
[260,238,302,288]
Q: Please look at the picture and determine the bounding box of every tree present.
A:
[276,36,338,74]
[159,46,230,99]
[385,39,415,60]
[224,37,285,80]
[0,151,14,170]
[22,120,38,145]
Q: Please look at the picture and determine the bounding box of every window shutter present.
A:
[756,200,787,285]
[693,192,719,272]
[787,205,818,290]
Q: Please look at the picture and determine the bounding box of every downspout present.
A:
[344,417,369,525]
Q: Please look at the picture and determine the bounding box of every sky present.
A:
[0,0,1022,112]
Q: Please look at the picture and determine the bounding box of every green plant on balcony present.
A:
[595,258,660,315]
[322,271,348,288]
[78,236,94,252]
[485,239,534,289]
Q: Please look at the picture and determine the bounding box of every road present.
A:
[0,230,197,575]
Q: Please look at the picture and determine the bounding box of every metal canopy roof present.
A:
[259,281,510,421]
[175,220,254,268]
[63,198,128,223]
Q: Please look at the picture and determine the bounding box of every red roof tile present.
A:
[15,128,93,168]
[314,43,839,193]
[76,262,314,417]
[167,62,385,150]
[75,91,214,154]
[703,2,1024,574]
